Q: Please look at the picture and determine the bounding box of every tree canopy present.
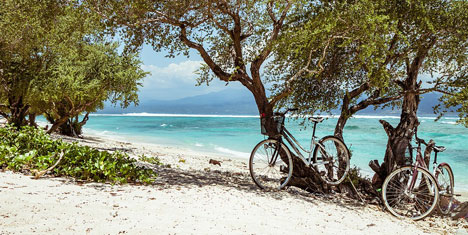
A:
[0,0,146,132]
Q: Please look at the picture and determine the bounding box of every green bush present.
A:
[0,125,158,184]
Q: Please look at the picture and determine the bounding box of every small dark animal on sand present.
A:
[209,159,221,166]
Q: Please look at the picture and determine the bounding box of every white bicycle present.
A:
[249,109,350,190]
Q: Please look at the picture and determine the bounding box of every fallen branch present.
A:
[31,151,65,179]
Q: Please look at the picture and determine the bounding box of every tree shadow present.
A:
[141,162,372,211]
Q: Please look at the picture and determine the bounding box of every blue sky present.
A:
[137,44,243,101]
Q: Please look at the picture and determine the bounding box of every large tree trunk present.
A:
[370,58,424,187]
[57,112,90,137]
[47,116,69,134]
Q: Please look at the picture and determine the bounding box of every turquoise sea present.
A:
[46,114,468,191]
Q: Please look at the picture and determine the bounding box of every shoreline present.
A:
[0,131,467,233]
[80,130,468,197]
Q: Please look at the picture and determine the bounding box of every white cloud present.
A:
[138,60,242,100]
[141,60,203,89]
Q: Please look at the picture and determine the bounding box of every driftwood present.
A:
[31,151,65,179]
[452,201,468,220]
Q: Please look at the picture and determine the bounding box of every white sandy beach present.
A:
[0,134,467,234]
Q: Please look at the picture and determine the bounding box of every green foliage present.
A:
[40,41,147,134]
[270,0,468,126]
[86,0,296,92]
[0,0,101,126]
[0,0,147,131]
[268,0,400,115]
[138,154,161,165]
[139,154,171,168]
[0,125,158,184]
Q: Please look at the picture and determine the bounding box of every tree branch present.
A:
[379,119,395,137]
[252,0,292,69]
[178,25,232,82]
[349,94,403,114]
[269,34,349,106]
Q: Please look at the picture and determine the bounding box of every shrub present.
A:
[0,125,158,184]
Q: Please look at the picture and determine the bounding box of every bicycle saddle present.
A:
[433,146,446,152]
[308,117,324,123]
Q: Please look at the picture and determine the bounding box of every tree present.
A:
[365,0,468,186]
[41,42,146,136]
[262,0,468,190]
[0,0,99,127]
[0,0,146,135]
[0,0,58,127]
[268,0,403,142]
[263,0,405,196]
[89,0,337,191]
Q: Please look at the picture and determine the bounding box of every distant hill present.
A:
[99,88,258,115]
[99,89,454,116]
[356,92,442,116]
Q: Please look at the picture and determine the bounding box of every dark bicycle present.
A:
[382,125,456,220]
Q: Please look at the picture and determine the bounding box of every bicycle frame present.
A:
[277,122,329,167]
[407,142,441,194]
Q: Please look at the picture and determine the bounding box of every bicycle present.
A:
[249,108,350,190]
[381,126,455,220]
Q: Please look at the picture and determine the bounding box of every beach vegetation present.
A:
[139,154,170,168]
[1,0,464,196]
[0,125,158,184]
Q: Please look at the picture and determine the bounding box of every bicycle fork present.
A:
[269,140,282,166]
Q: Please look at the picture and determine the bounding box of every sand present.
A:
[0,134,467,234]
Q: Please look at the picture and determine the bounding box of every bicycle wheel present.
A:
[249,139,293,190]
[312,136,350,185]
[435,163,454,215]
[382,166,439,220]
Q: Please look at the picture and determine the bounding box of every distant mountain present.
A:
[99,89,258,115]
[356,92,456,116]
[99,89,453,116]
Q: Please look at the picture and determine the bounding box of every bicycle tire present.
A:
[312,136,350,185]
[435,163,454,215]
[382,166,439,220]
[249,139,293,190]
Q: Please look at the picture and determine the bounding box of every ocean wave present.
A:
[214,146,250,159]
[441,121,457,125]
[91,113,258,118]
[352,115,400,119]
[443,117,459,120]
[351,115,439,120]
